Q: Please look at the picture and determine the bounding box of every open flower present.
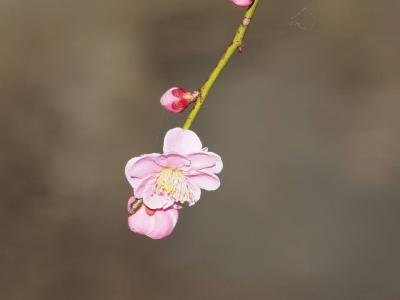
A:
[127,196,179,239]
[125,128,223,210]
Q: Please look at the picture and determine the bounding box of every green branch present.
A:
[182,0,261,130]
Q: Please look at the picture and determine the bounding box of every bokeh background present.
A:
[1,0,400,299]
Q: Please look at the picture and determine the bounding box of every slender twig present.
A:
[182,0,260,130]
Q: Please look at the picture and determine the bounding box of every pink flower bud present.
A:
[230,0,253,7]
[127,197,179,239]
[160,87,197,113]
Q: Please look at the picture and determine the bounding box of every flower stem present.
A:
[182,0,260,130]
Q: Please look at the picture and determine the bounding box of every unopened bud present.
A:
[230,0,253,8]
[160,87,198,113]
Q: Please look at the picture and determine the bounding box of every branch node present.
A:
[242,17,251,26]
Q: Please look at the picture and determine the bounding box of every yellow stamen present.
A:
[155,168,193,205]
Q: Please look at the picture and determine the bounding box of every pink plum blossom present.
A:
[160,87,198,113]
[127,196,179,239]
[230,0,253,7]
[125,128,223,210]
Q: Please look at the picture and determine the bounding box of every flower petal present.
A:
[125,154,162,188]
[154,153,191,170]
[188,182,201,203]
[187,151,223,174]
[143,192,170,210]
[128,197,179,240]
[163,127,202,155]
[148,209,179,239]
[128,206,155,236]
[188,171,221,191]
[133,175,156,199]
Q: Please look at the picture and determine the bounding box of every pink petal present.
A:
[160,87,179,105]
[127,198,179,240]
[143,192,170,210]
[187,151,223,174]
[125,154,162,188]
[128,206,155,236]
[187,171,221,191]
[133,175,156,199]
[188,182,201,203]
[173,203,183,209]
[153,153,191,169]
[147,209,179,239]
[125,156,142,187]
[163,128,202,155]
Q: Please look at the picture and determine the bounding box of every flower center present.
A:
[155,168,193,205]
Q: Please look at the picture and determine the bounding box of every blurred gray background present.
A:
[1,0,400,299]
